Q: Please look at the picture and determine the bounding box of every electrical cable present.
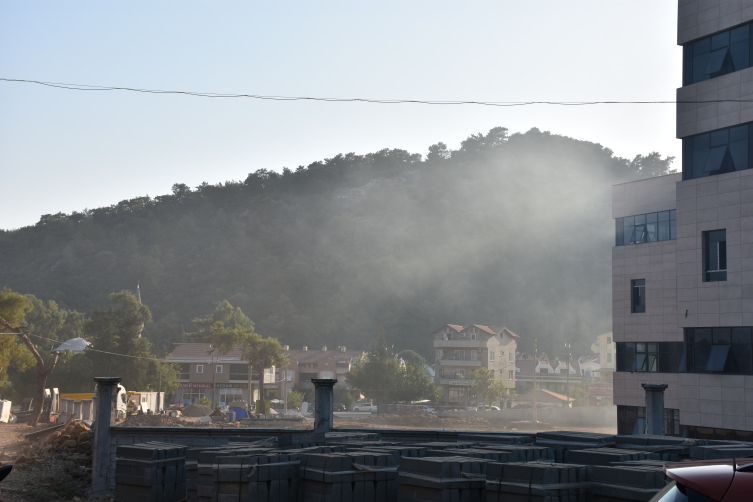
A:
[1,77,750,107]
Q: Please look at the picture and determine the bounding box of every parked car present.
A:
[333,403,346,412]
[489,406,500,411]
[650,458,753,502]
[352,403,377,412]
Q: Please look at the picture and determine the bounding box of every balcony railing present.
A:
[434,340,482,348]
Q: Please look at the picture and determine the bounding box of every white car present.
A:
[352,403,377,412]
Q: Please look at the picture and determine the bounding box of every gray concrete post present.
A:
[91,377,121,498]
[311,379,337,434]
[642,383,668,435]
[81,400,93,421]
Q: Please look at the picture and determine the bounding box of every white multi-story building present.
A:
[613,1,753,440]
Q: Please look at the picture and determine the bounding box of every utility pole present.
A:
[283,363,288,414]
[565,342,571,408]
[533,338,537,425]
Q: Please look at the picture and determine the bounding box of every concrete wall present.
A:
[678,0,753,45]
[612,174,680,219]
[437,406,617,428]
[677,69,753,139]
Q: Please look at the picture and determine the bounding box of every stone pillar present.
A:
[311,379,337,434]
[73,401,82,420]
[91,377,121,498]
[642,383,668,435]
[81,400,93,421]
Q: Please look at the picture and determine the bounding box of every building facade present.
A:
[432,324,518,406]
[514,359,582,396]
[613,0,753,440]
[591,332,616,383]
[166,343,274,407]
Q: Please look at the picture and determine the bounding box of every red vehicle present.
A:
[652,458,753,501]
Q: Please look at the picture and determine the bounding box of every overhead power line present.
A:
[2,77,752,107]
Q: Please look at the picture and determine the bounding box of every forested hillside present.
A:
[0,127,674,358]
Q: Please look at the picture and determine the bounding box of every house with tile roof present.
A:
[432,324,518,407]
[514,358,583,396]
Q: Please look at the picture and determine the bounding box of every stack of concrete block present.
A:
[326,440,401,449]
[566,448,660,466]
[326,432,382,442]
[357,445,427,465]
[614,435,696,461]
[486,461,590,502]
[590,464,669,502]
[212,452,301,502]
[114,442,187,502]
[479,445,555,462]
[269,445,346,456]
[410,442,476,451]
[299,452,399,502]
[425,448,516,463]
[535,432,616,462]
[197,447,273,502]
[457,433,534,445]
[689,442,753,460]
[397,456,491,502]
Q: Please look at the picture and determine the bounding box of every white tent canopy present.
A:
[53,337,90,354]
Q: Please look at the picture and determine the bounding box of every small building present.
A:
[165,343,274,407]
[514,358,582,396]
[432,324,518,407]
[590,332,615,383]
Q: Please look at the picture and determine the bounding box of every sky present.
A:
[0,1,681,230]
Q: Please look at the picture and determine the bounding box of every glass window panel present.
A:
[731,124,748,142]
[694,328,713,372]
[713,327,731,344]
[711,31,730,50]
[706,47,730,74]
[632,417,646,435]
[694,148,710,179]
[634,214,646,225]
[704,146,728,173]
[646,212,658,223]
[630,225,646,244]
[706,344,731,372]
[623,343,635,373]
[658,211,669,222]
[658,220,670,241]
[670,209,676,220]
[633,353,647,372]
[646,223,657,242]
[732,40,750,71]
[730,140,747,171]
[694,37,710,55]
[732,25,749,43]
[670,219,676,240]
[694,133,710,150]
[711,129,729,147]
[623,215,634,226]
[624,225,634,246]
[731,328,752,374]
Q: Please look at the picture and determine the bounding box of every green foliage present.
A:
[0,128,675,359]
[0,288,38,386]
[292,382,313,403]
[397,350,425,367]
[191,300,254,342]
[207,301,287,395]
[569,386,585,407]
[84,291,155,391]
[346,330,399,411]
[151,361,181,397]
[471,368,507,407]
[286,390,304,410]
[197,396,211,407]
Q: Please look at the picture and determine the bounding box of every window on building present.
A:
[229,364,248,381]
[471,351,477,361]
[618,406,681,437]
[196,364,204,374]
[471,333,476,341]
[616,342,684,372]
[179,363,190,380]
[607,336,612,344]
[616,211,676,246]
[216,365,223,374]
[509,351,514,362]
[704,230,727,282]
[508,369,514,380]
[685,327,753,373]
[438,368,443,377]
[461,332,466,338]
[182,389,206,406]
[683,123,753,180]
[454,350,465,360]
[489,351,495,361]
[683,23,751,85]
[631,279,646,313]
[299,372,318,382]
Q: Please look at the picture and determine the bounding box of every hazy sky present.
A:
[0,1,680,230]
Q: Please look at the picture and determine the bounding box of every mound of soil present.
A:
[121,415,186,427]
[181,404,213,417]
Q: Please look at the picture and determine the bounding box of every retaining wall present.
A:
[438,405,617,427]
